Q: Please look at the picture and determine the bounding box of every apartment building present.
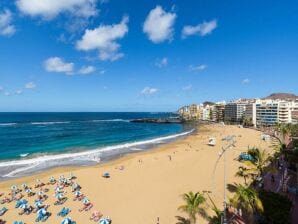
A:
[224,102,246,123]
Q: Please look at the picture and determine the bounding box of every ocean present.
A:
[0,112,193,180]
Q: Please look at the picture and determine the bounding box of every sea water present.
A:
[0,112,193,180]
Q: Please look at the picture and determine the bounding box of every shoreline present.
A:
[0,124,273,224]
[0,126,199,187]
[0,126,195,181]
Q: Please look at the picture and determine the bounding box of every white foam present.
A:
[0,129,194,177]
[91,119,130,122]
[0,123,17,126]
[30,121,71,125]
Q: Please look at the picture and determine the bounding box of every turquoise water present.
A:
[0,112,191,179]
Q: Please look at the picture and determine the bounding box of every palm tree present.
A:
[276,123,292,145]
[230,184,263,222]
[245,147,275,177]
[178,191,206,224]
[208,207,223,224]
[235,166,251,185]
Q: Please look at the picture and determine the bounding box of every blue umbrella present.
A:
[102,173,110,178]
[61,217,72,224]
[37,208,47,216]
[21,183,27,189]
[26,189,32,193]
[38,191,44,196]
[11,185,18,191]
[20,203,27,209]
[82,198,89,204]
[56,193,64,198]
[74,191,81,196]
[55,186,62,192]
[99,218,110,224]
[35,201,42,208]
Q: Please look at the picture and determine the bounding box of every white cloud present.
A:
[0,9,16,37]
[4,92,10,96]
[44,57,74,74]
[143,5,176,43]
[155,57,168,68]
[16,0,98,19]
[25,82,36,89]
[0,86,3,92]
[182,84,192,91]
[242,79,250,84]
[76,16,129,61]
[189,64,207,72]
[141,87,158,96]
[15,90,23,95]
[182,19,217,38]
[78,65,96,74]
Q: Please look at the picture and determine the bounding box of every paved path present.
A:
[263,161,298,224]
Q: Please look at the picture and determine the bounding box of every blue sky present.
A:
[0,0,297,112]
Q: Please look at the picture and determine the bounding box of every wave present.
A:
[30,121,71,125]
[20,153,29,158]
[0,123,17,126]
[0,129,194,178]
[91,119,130,122]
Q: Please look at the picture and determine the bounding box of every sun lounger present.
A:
[54,197,67,206]
[90,211,103,221]
[78,202,93,212]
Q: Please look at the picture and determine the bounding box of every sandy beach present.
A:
[0,124,273,224]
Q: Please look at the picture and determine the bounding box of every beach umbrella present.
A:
[74,191,81,196]
[36,179,41,183]
[102,173,110,178]
[20,203,27,209]
[55,186,62,192]
[61,217,72,224]
[11,185,18,191]
[49,176,55,181]
[99,218,110,224]
[82,198,89,204]
[37,208,47,216]
[25,189,32,193]
[56,193,64,199]
[21,183,27,189]
[37,191,44,196]
[34,201,42,208]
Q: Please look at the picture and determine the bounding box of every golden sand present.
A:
[0,124,273,224]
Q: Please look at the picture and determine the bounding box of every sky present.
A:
[0,0,297,112]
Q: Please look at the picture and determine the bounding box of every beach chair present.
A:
[58,207,71,217]
[0,218,5,224]
[54,197,67,206]
[0,207,7,216]
[79,202,93,212]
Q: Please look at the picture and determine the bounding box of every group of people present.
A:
[0,173,111,224]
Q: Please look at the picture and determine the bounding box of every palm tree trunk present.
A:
[190,214,196,224]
